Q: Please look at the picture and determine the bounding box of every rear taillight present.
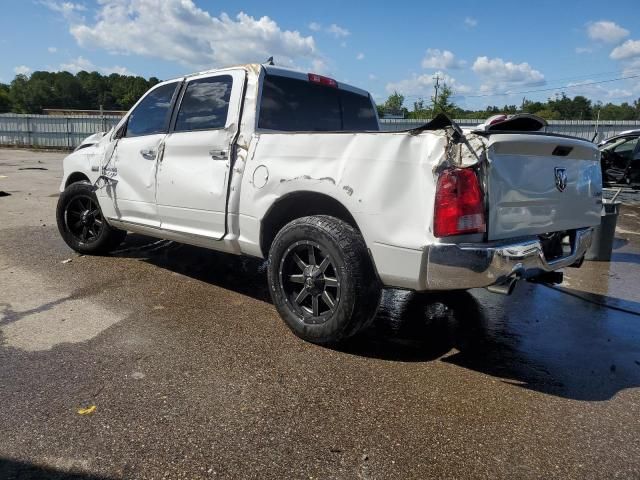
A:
[434,168,486,237]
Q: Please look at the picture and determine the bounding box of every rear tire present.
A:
[56,181,127,255]
[267,215,381,345]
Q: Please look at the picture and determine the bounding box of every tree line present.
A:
[0,71,162,114]
[378,84,640,121]
[2,71,639,120]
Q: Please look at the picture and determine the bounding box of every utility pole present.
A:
[432,74,441,112]
[521,96,526,112]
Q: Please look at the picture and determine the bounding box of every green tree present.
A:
[378,91,406,117]
[432,83,458,115]
[532,108,561,120]
[0,83,10,112]
[407,97,430,119]
[4,70,162,113]
[598,102,637,120]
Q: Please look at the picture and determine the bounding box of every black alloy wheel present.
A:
[64,194,104,244]
[267,215,382,345]
[56,181,127,254]
[279,240,341,324]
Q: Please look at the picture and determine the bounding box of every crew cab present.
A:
[56,63,603,344]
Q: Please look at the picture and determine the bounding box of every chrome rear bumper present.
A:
[426,227,593,290]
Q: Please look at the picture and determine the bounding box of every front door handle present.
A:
[140,148,157,160]
[209,149,227,160]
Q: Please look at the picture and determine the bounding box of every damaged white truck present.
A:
[56,64,603,344]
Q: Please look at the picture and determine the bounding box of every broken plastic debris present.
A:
[62,258,72,264]
[77,405,96,415]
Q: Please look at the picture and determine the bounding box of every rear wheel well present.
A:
[65,172,90,188]
[260,191,359,257]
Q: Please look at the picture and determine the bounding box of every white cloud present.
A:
[48,46,58,53]
[368,73,377,81]
[610,39,640,60]
[472,56,545,92]
[55,0,320,70]
[59,56,135,75]
[326,23,350,38]
[385,71,471,97]
[311,58,329,74]
[575,47,593,54]
[563,79,634,101]
[421,49,465,69]
[14,65,32,75]
[621,57,640,77]
[464,17,478,28]
[40,0,86,20]
[356,52,364,61]
[607,87,633,98]
[309,21,350,38]
[587,20,629,43]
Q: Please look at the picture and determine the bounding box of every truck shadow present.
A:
[114,234,640,402]
[610,251,640,265]
[0,457,116,480]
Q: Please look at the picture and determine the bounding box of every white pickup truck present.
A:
[56,63,603,344]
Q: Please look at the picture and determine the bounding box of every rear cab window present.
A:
[258,71,379,132]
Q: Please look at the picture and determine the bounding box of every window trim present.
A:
[169,74,234,134]
[123,80,182,139]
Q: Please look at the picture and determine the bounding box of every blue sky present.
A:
[2,0,640,109]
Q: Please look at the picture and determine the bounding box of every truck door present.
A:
[99,81,180,227]
[156,70,245,239]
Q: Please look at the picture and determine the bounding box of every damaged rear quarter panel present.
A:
[237,129,456,261]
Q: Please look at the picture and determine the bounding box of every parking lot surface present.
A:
[1,148,640,479]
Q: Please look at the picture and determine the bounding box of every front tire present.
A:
[267,215,381,345]
[56,181,126,255]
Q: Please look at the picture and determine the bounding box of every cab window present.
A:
[125,82,178,137]
[174,76,233,132]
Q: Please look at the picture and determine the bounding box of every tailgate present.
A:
[486,133,602,241]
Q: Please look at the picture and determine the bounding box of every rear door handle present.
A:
[209,149,227,160]
[140,148,157,160]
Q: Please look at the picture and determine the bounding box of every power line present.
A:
[395,69,640,101]
[519,67,640,85]
[455,73,640,99]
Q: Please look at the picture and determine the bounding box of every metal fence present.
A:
[0,114,122,149]
[1,113,639,149]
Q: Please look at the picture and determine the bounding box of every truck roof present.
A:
[161,63,371,99]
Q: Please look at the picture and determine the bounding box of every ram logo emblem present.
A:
[554,167,568,192]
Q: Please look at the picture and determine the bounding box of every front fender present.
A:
[60,132,113,191]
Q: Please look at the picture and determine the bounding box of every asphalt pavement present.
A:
[1,148,640,479]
